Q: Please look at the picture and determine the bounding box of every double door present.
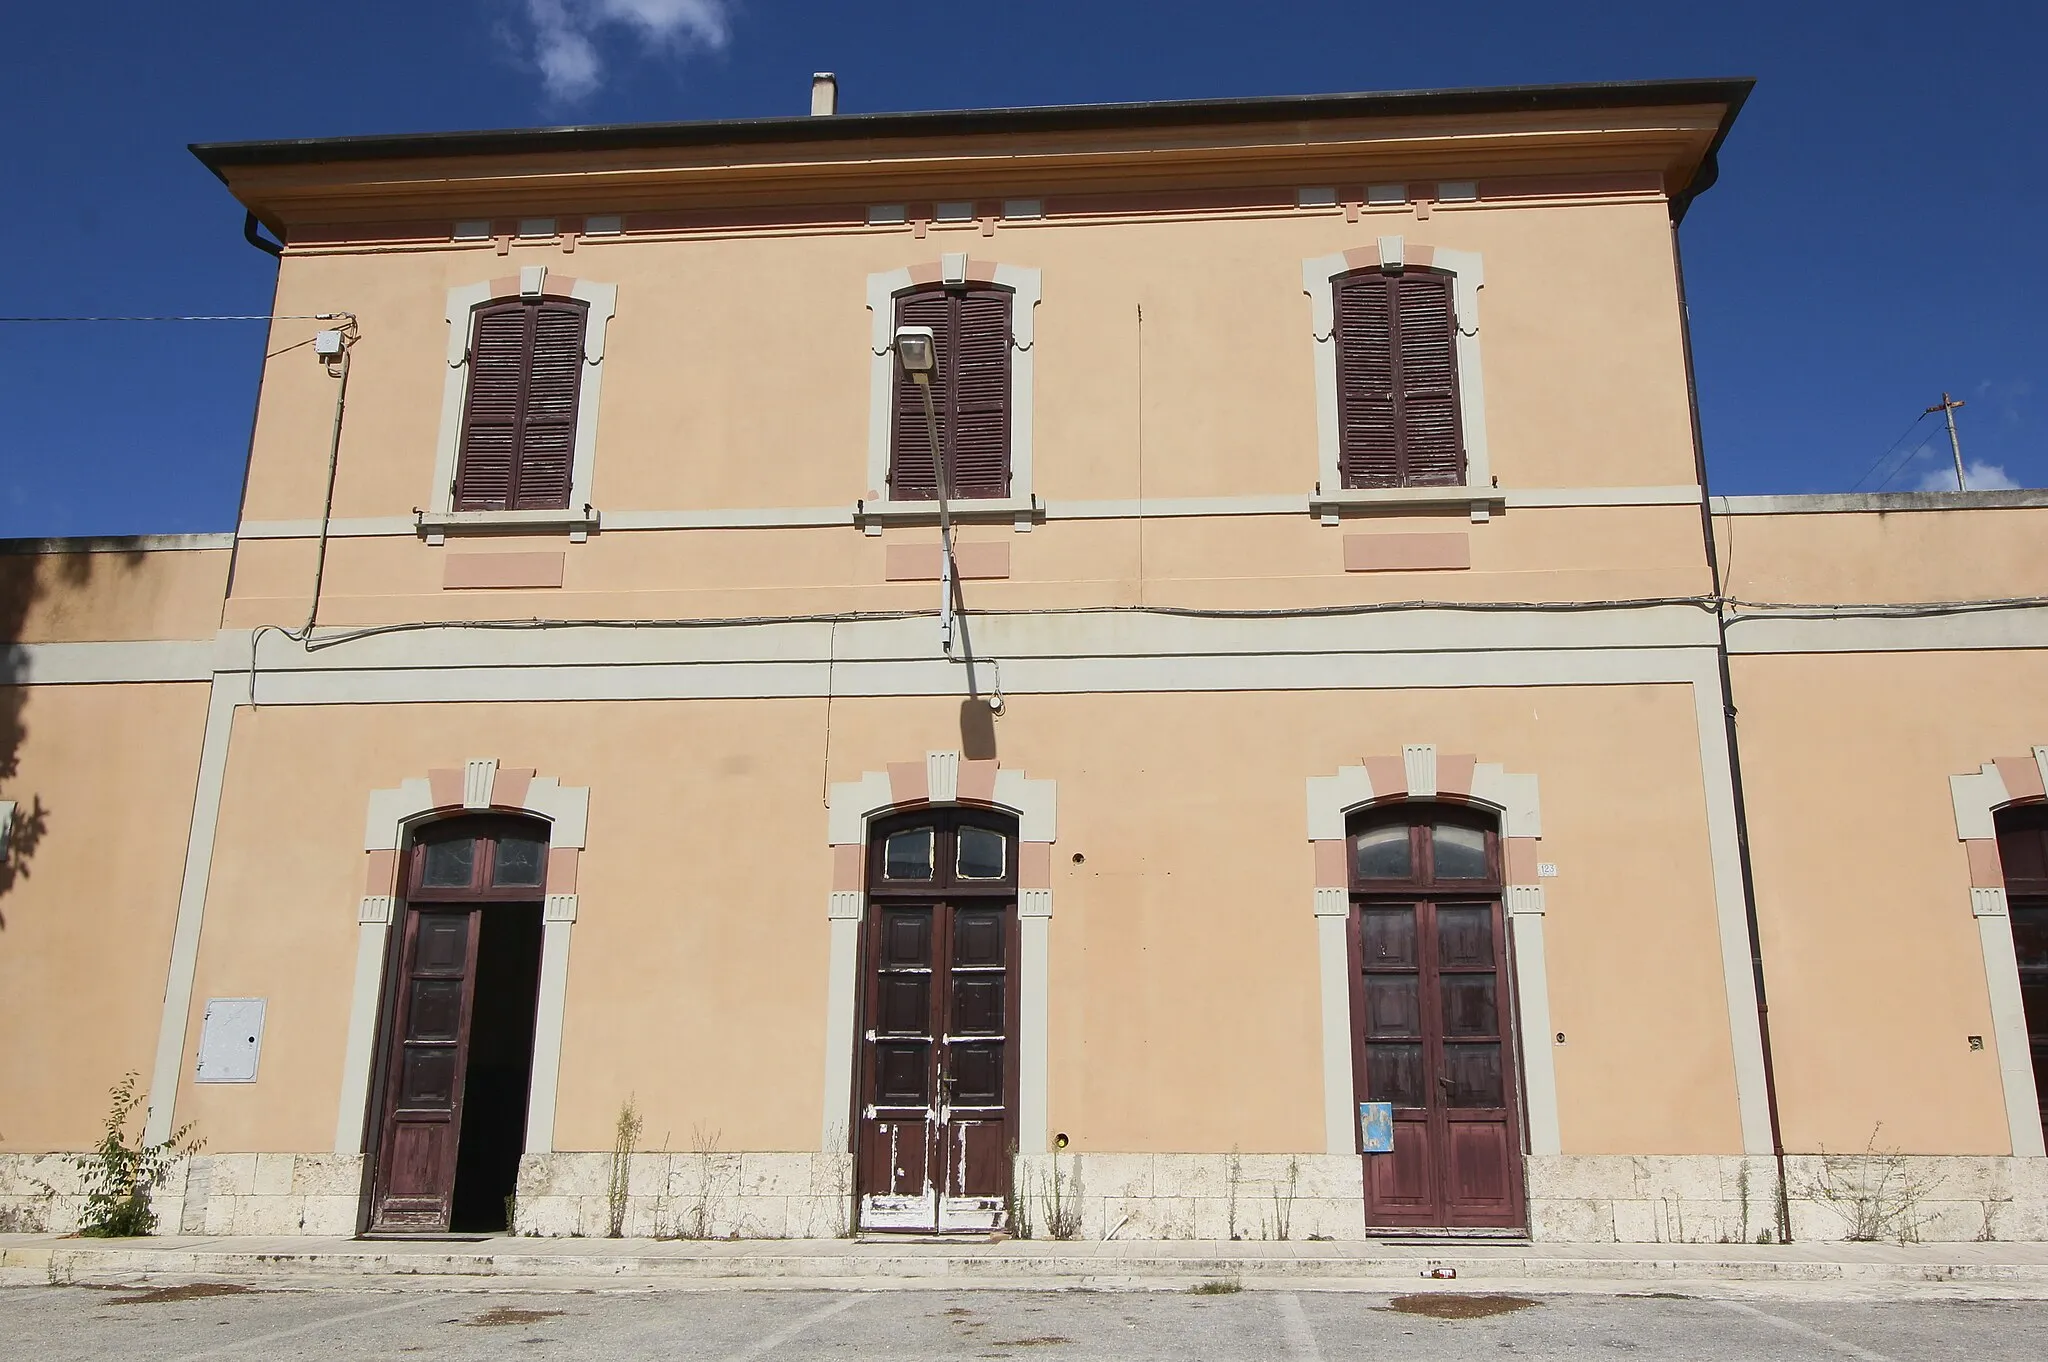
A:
[856,813,1018,1232]
[1348,811,1525,1230]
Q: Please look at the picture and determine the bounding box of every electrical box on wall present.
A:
[195,998,266,1083]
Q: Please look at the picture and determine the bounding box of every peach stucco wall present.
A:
[169,680,1739,1158]
[222,503,1714,629]
[1730,648,2048,1155]
[0,682,212,1149]
[229,194,1703,629]
[1716,505,2048,606]
[0,546,227,643]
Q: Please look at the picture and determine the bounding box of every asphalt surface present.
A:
[6,1283,2048,1361]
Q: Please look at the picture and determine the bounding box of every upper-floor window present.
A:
[454,296,588,511]
[1333,267,1464,489]
[889,286,1012,500]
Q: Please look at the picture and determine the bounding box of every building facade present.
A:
[3,78,2045,1244]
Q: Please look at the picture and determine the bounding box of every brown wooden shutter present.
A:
[947,290,1012,498]
[889,291,952,499]
[1334,270,1465,489]
[454,302,528,510]
[1335,274,1400,488]
[1394,273,1463,486]
[888,286,1012,500]
[453,297,586,512]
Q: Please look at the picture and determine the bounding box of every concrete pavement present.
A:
[9,1233,2048,1297]
[7,1281,2048,1361]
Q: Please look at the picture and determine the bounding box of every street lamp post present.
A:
[893,324,960,654]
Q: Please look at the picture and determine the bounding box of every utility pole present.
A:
[1925,391,1968,491]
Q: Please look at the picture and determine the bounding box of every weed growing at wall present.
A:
[1225,1146,1243,1240]
[1007,1140,1032,1239]
[1799,1125,1945,1243]
[72,1073,201,1237]
[1041,1150,1084,1240]
[1271,1156,1301,1242]
[606,1096,641,1238]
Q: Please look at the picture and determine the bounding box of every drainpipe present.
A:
[242,210,283,258]
[1671,220,1794,1245]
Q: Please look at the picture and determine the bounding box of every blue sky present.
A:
[1,0,2041,537]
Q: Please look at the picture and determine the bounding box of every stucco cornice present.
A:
[198,82,1746,229]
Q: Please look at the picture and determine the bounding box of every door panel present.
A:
[370,908,479,1231]
[1446,1119,1517,1211]
[1353,886,1524,1230]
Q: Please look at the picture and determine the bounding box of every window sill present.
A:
[1309,486,1504,524]
[415,507,601,545]
[855,495,1041,535]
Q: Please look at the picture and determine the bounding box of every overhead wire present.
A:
[240,589,2048,668]
[0,313,346,323]
[1848,409,1937,493]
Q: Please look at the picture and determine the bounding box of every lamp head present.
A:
[893,325,937,376]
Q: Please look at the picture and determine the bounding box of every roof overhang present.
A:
[193,78,1753,234]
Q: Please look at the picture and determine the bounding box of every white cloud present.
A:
[521,0,734,102]
[1914,460,2021,492]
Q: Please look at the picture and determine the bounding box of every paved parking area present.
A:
[6,1282,2048,1361]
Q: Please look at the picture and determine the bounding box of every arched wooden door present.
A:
[1346,803,1526,1230]
[367,815,547,1234]
[855,808,1019,1233]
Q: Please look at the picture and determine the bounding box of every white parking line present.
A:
[1276,1292,1323,1362]
[161,1295,431,1362]
[1715,1299,1899,1362]
[720,1293,865,1362]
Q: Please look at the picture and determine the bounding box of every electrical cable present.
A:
[1848,410,1936,493]
[247,588,2048,666]
[0,313,348,323]
[1872,429,1947,493]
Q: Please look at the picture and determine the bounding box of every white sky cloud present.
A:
[522,0,734,102]
[1915,460,2021,492]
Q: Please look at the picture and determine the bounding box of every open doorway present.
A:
[450,904,542,1231]
[366,817,547,1236]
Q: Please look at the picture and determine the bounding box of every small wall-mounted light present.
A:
[1053,1133,1070,1150]
[894,325,936,377]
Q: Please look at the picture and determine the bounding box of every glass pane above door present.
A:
[420,838,476,888]
[957,826,1006,880]
[1432,823,1489,879]
[884,827,935,880]
[493,836,546,887]
[1353,824,1412,879]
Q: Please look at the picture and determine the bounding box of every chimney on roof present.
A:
[811,72,838,116]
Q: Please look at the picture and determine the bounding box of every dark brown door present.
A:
[856,810,1018,1232]
[367,817,548,1234]
[1347,806,1525,1230]
[1996,804,2048,1144]
[369,908,479,1230]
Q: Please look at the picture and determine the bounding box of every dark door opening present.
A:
[367,817,549,1236]
[1995,804,2048,1146]
[450,904,542,1231]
